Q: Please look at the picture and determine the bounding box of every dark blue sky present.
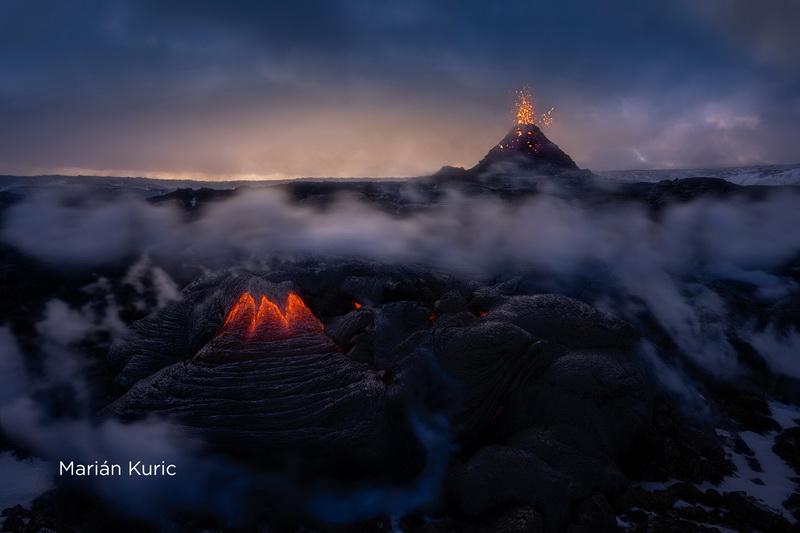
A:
[1,0,798,178]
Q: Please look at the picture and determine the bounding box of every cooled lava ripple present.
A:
[104,260,650,529]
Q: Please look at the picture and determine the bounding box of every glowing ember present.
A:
[539,106,554,127]
[515,89,535,125]
[514,87,554,127]
[219,291,323,341]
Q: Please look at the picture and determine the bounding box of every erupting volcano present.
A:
[470,88,579,174]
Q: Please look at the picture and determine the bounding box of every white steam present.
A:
[2,185,800,384]
[0,326,257,520]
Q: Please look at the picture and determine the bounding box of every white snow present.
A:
[626,403,800,527]
[769,401,800,430]
[0,452,53,512]
[692,523,740,533]
[597,164,800,186]
[673,499,715,513]
[702,428,797,523]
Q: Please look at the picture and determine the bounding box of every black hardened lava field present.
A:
[2,124,800,533]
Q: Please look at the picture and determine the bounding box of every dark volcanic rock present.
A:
[646,176,752,206]
[450,445,581,531]
[622,399,734,484]
[569,492,618,533]
[499,347,649,459]
[483,293,638,349]
[101,259,650,529]
[773,426,800,476]
[509,425,628,498]
[615,482,794,533]
[710,383,782,434]
[9,490,155,533]
[148,187,236,212]
[105,272,426,477]
[480,506,545,533]
[471,123,580,175]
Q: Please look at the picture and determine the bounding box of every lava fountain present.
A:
[514,87,554,127]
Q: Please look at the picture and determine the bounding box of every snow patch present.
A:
[704,429,797,523]
[769,401,800,430]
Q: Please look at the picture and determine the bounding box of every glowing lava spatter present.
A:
[493,87,561,156]
[514,87,554,127]
[515,89,535,125]
[219,292,323,341]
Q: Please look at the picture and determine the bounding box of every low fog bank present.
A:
[3,182,800,384]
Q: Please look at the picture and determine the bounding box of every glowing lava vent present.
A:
[194,289,334,364]
[218,292,323,342]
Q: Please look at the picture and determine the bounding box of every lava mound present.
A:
[105,260,650,529]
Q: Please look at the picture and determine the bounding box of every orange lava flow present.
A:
[251,296,287,336]
[220,291,323,341]
[221,292,257,329]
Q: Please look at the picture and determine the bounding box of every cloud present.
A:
[0,339,258,520]
[747,326,800,379]
[1,1,798,175]
[36,299,102,347]
[1,190,183,268]
[689,0,800,73]
[5,185,800,278]
[4,184,800,386]
[121,255,182,312]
